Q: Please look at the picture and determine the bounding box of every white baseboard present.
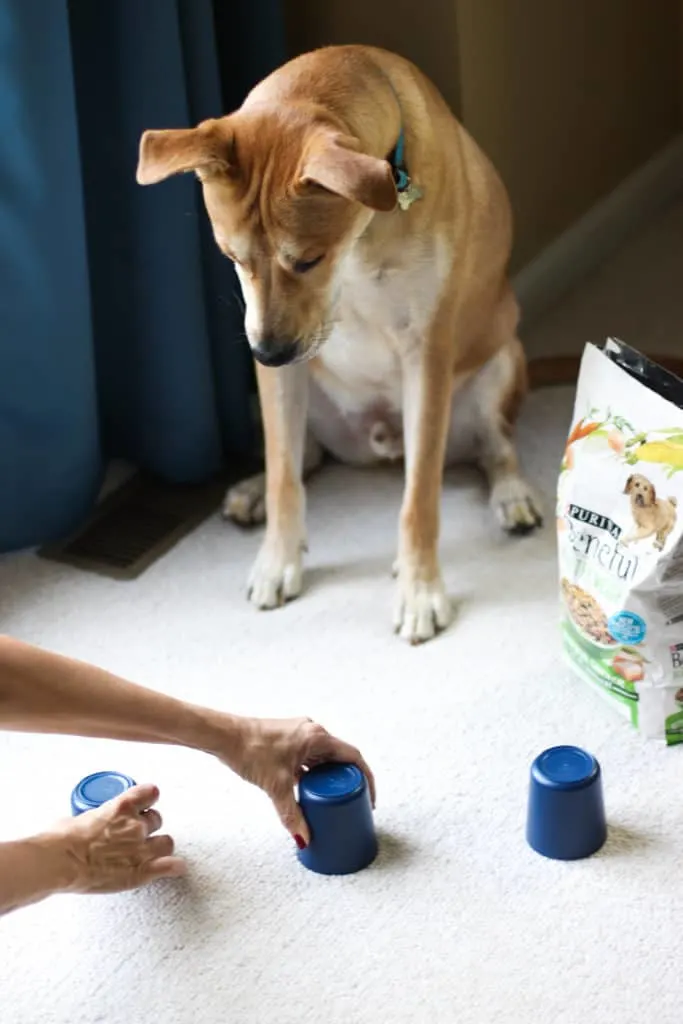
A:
[513,133,683,328]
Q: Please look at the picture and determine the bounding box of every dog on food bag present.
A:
[135,45,542,643]
[623,473,678,550]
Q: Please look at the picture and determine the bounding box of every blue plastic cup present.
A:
[526,746,607,860]
[71,772,137,816]
[297,763,377,876]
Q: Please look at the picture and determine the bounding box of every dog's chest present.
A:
[314,238,448,414]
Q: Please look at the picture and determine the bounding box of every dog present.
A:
[136,45,542,643]
[623,473,677,550]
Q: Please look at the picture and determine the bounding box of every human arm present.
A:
[0,635,375,843]
[0,634,241,752]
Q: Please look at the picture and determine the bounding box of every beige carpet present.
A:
[1,202,683,1024]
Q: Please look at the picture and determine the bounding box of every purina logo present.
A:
[564,503,637,581]
[567,504,622,541]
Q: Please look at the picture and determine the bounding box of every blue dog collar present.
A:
[389,127,410,192]
[388,126,422,210]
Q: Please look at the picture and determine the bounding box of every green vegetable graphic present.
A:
[623,438,683,475]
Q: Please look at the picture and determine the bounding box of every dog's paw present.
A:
[392,571,451,644]
[491,476,543,535]
[223,473,266,527]
[248,538,303,609]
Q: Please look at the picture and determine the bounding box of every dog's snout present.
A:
[252,337,299,367]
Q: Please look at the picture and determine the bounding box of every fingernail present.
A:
[294,834,307,850]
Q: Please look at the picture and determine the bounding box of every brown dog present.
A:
[623,473,677,550]
[136,45,541,643]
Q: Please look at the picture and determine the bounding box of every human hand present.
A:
[48,784,186,895]
[222,717,375,848]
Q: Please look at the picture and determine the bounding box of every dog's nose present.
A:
[252,337,299,367]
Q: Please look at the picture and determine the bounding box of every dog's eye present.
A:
[292,255,324,274]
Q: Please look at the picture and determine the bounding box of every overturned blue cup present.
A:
[526,745,607,860]
[71,771,137,816]
[297,763,377,876]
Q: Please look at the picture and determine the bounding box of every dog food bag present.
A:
[557,339,683,743]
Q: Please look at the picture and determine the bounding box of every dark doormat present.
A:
[39,463,260,581]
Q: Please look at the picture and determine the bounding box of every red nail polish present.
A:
[294,834,307,850]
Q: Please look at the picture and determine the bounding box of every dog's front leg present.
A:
[247,362,309,609]
[394,313,457,644]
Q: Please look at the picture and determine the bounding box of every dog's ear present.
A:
[298,132,397,212]
[623,475,634,494]
[649,481,657,504]
[136,118,234,185]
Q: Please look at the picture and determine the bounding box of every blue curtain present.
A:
[0,0,285,552]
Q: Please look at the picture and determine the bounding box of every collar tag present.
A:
[397,180,423,211]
